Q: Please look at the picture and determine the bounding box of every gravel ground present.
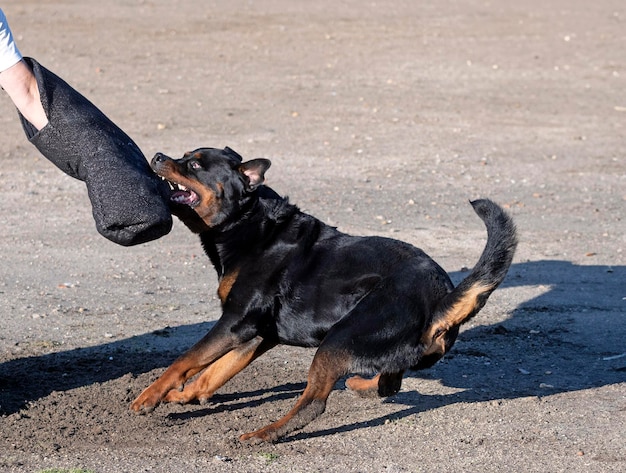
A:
[0,0,624,472]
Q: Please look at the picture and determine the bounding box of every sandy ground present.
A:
[0,0,624,471]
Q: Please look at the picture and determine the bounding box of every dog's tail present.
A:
[422,199,517,355]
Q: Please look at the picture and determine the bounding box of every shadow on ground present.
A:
[1,260,624,430]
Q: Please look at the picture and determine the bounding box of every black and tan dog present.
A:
[130,147,517,442]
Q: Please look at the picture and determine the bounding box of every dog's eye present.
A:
[189,161,202,170]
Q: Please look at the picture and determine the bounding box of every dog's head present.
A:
[151,147,271,232]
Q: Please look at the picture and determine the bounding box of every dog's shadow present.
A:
[1,260,624,441]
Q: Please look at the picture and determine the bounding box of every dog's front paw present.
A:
[130,387,163,414]
[163,387,201,405]
[239,428,277,444]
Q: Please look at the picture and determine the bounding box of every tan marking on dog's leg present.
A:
[130,358,206,413]
[239,349,351,443]
[346,372,403,398]
[218,268,240,304]
[165,337,274,404]
[346,374,381,397]
[130,335,234,413]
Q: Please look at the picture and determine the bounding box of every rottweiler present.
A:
[130,147,518,443]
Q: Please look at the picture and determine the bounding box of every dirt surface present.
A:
[0,0,624,471]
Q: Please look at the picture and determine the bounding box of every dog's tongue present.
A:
[171,189,199,206]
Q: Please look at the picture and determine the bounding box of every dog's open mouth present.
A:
[168,182,201,208]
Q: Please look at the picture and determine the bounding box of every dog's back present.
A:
[197,183,517,373]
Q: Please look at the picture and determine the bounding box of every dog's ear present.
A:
[223,147,243,163]
[239,159,271,190]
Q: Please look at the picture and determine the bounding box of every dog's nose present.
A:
[152,153,171,168]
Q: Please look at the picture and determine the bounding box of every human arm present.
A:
[0,8,48,130]
[0,59,48,130]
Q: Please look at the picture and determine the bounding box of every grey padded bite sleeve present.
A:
[18,57,172,246]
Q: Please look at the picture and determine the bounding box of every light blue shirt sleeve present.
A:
[0,8,23,73]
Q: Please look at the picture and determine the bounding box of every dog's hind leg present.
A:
[345,371,404,398]
[164,337,276,405]
[239,348,352,443]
